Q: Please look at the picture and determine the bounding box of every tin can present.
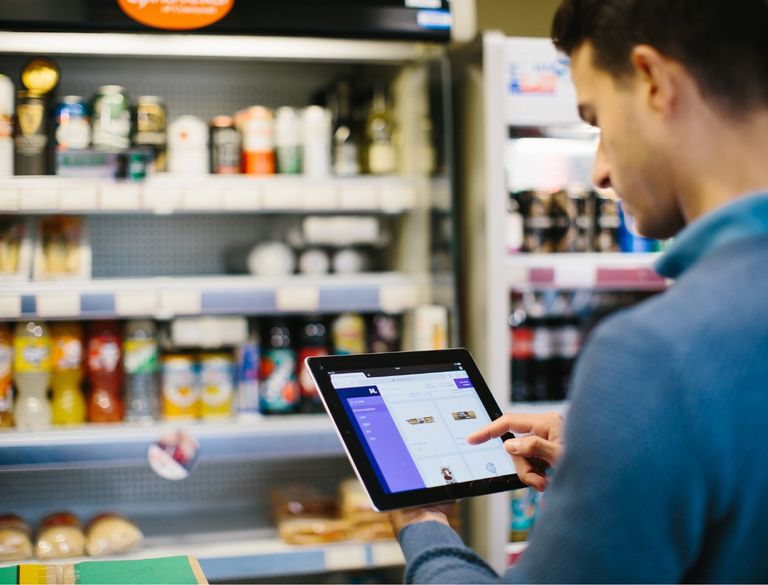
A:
[199,353,234,419]
[331,313,366,355]
[134,96,167,172]
[0,74,13,176]
[301,106,331,178]
[92,85,131,151]
[54,96,91,152]
[238,106,275,175]
[168,115,208,176]
[162,354,199,419]
[209,115,240,174]
[14,90,48,175]
[275,106,302,174]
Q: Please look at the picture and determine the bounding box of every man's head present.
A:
[551,0,768,239]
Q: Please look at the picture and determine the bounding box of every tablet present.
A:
[306,348,525,511]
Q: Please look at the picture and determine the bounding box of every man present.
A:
[391,0,768,582]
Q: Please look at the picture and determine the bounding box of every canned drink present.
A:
[275,106,302,174]
[168,115,208,176]
[134,96,167,172]
[162,354,199,420]
[301,106,331,178]
[14,90,48,175]
[331,313,366,355]
[199,353,234,418]
[209,115,240,175]
[92,85,131,151]
[237,106,275,175]
[0,74,13,176]
[54,96,91,152]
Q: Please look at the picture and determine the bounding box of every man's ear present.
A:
[629,44,681,118]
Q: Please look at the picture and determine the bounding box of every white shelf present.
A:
[0,273,422,320]
[0,415,341,470]
[0,31,441,63]
[0,176,419,215]
[507,253,667,291]
[0,532,403,581]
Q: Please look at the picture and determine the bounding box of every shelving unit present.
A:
[0,15,457,581]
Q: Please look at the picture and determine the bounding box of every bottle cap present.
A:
[21,57,60,95]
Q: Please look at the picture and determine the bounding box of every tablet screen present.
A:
[329,361,516,494]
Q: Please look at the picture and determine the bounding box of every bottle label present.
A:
[124,339,159,374]
[0,342,11,379]
[511,327,534,359]
[14,337,51,373]
[333,143,359,176]
[87,339,121,373]
[52,336,83,371]
[368,143,396,174]
[260,348,299,412]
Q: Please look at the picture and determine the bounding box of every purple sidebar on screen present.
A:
[348,394,425,493]
[454,377,473,389]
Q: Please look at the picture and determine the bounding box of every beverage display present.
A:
[275,106,302,175]
[364,86,396,175]
[259,319,300,414]
[199,352,235,418]
[133,96,167,172]
[13,321,52,431]
[123,320,160,423]
[86,321,123,423]
[0,324,13,427]
[209,115,240,175]
[50,322,86,425]
[296,316,328,413]
[161,353,198,420]
[331,313,366,355]
[332,80,360,177]
[239,106,275,175]
[0,74,13,176]
[92,85,131,151]
[14,91,48,175]
[54,96,91,152]
[509,291,657,402]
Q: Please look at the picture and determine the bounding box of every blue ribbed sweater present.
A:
[398,195,768,583]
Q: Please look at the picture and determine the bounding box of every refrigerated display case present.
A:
[0,10,463,581]
[452,32,668,572]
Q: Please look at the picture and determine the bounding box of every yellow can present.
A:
[199,353,234,419]
[161,354,199,419]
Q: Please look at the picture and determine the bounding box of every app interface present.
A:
[330,363,515,494]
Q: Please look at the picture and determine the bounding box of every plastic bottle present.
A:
[296,316,328,413]
[50,322,86,425]
[259,319,300,414]
[0,324,14,427]
[13,321,52,431]
[123,320,160,423]
[86,321,123,423]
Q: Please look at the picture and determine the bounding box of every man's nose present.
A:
[592,139,612,190]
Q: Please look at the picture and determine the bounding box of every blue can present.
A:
[54,95,91,151]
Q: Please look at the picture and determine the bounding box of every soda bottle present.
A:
[86,321,123,423]
[259,319,300,414]
[13,321,52,431]
[0,324,13,427]
[296,316,328,413]
[236,323,260,416]
[123,320,160,423]
[368,313,400,353]
[50,322,86,425]
[509,297,534,403]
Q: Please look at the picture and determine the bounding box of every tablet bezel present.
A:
[306,348,526,511]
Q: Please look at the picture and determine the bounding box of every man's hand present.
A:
[388,502,454,535]
[467,412,564,492]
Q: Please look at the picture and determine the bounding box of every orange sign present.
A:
[118,0,235,31]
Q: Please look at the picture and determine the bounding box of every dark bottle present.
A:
[332,80,360,177]
[14,91,48,175]
[369,313,401,354]
[551,312,581,401]
[259,319,300,414]
[296,315,328,413]
[509,300,534,403]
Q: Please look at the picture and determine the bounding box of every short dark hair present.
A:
[551,0,768,115]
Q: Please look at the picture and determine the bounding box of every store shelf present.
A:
[0,31,440,63]
[0,273,421,320]
[0,415,342,471]
[507,253,667,291]
[0,176,419,215]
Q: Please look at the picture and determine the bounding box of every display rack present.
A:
[0,21,457,581]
